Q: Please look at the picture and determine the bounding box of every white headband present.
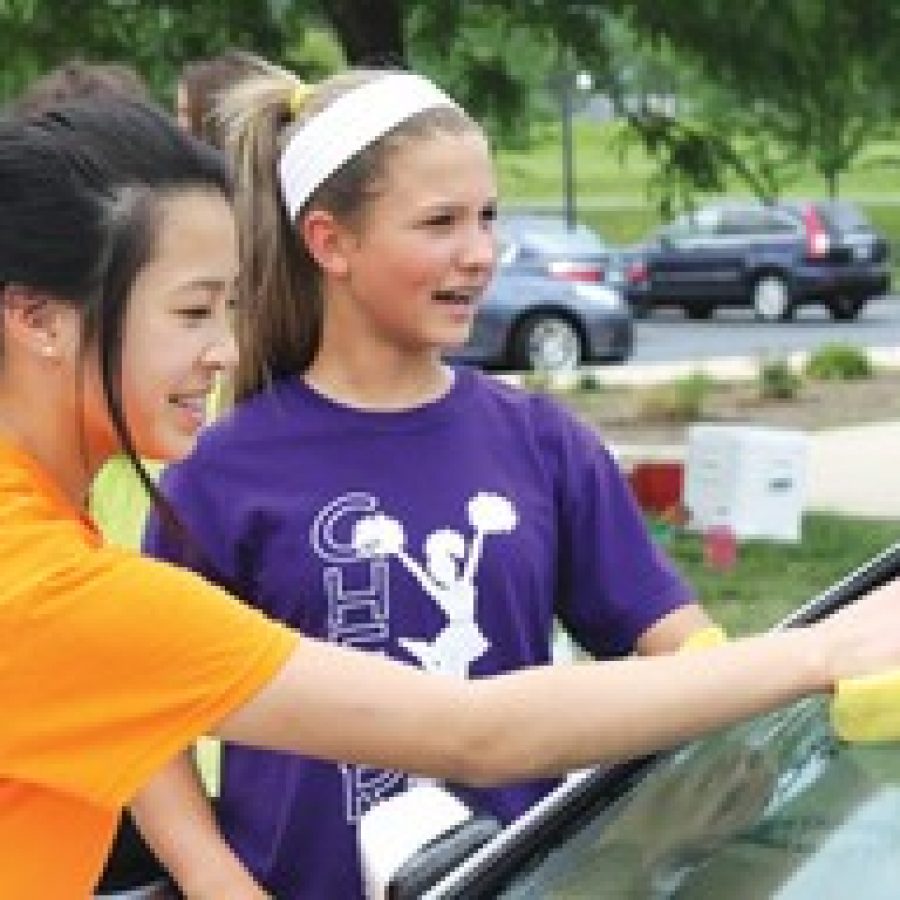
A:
[278,72,460,221]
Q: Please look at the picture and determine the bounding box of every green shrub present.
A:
[637,370,714,422]
[804,343,873,381]
[575,369,607,393]
[757,356,803,401]
[518,370,552,392]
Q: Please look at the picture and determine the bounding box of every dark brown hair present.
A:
[0,97,231,533]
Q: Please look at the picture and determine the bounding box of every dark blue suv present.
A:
[624,200,891,322]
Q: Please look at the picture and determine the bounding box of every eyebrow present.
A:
[178,276,237,292]
[417,198,499,215]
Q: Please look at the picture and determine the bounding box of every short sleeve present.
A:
[0,547,297,808]
[532,395,694,658]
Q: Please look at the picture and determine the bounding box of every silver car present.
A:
[452,214,633,372]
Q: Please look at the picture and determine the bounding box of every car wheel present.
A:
[511,314,584,372]
[685,303,715,320]
[829,295,865,321]
[629,296,651,319]
[752,274,793,322]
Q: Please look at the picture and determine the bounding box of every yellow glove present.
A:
[831,670,900,742]
[679,624,728,653]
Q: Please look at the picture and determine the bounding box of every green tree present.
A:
[7,1,899,205]
[621,0,900,197]
[0,0,290,103]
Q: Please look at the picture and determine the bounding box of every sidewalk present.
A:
[806,422,900,519]
[594,350,900,522]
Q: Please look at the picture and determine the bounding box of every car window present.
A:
[716,208,761,236]
[497,239,519,267]
[660,210,719,240]
[692,208,720,236]
[658,215,691,240]
[762,208,802,235]
[495,699,900,899]
[498,218,611,255]
[814,201,873,234]
[522,227,610,256]
[715,207,799,237]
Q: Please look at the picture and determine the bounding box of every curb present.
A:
[506,345,900,390]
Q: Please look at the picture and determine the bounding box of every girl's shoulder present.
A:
[460,367,586,436]
[192,378,308,455]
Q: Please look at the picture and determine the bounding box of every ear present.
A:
[299,209,354,279]
[1,285,76,361]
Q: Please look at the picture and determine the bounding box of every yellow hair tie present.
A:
[288,83,314,117]
[832,669,900,742]
[679,624,728,653]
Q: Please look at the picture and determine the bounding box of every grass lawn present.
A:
[661,512,899,636]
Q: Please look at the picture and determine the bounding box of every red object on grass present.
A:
[704,524,738,571]
[628,461,684,516]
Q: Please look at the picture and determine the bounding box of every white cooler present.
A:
[684,424,808,542]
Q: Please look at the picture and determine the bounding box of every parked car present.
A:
[392,543,900,899]
[624,200,891,322]
[451,214,633,372]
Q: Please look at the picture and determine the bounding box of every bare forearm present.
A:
[130,752,267,899]
[217,626,828,785]
[635,602,715,655]
[465,628,827,780]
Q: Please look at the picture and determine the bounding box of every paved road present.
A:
[630,294,900,365]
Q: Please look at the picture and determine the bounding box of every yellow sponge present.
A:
[831,670,900,742]
[680,624,728,653]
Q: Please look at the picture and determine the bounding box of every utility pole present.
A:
[556,58,591,232]
[560,71,576,231]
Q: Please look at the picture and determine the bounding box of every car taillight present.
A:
[548,261,604,282]
[626,260,649,284]
[803,206,831,258]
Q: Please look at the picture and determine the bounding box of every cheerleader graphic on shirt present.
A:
[352,492,517,678]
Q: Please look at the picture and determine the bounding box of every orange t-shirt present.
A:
[0,440,298,898]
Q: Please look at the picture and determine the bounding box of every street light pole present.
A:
[560,73,576,232]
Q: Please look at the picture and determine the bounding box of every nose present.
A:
[204,317,239,370]
[460,222,496,272]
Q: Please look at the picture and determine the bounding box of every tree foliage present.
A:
[4,1,900,205]
[619,0,900,197]
[0,0,290,102]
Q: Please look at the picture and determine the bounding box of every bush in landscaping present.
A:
[803,343,873,381]
[576,369,606,393]
[518,370,553,392]
[756,356,803,401]
[637,370,713,422]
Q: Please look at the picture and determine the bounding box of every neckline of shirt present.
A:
[0,436,100,538]
[288,365,475,429]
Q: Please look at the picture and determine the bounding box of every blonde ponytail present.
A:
[218,74,324,401]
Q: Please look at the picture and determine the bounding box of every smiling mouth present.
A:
[169,392,209,420]
[433,288,480,307]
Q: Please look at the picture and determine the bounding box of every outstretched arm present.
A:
[216,577,900,785]
[636,603,717,655]
[215,626,823,784]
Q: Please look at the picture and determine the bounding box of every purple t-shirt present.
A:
[144,367,692,899]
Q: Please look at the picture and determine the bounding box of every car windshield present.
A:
[425,545,900,900]
[496,700,900,899]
